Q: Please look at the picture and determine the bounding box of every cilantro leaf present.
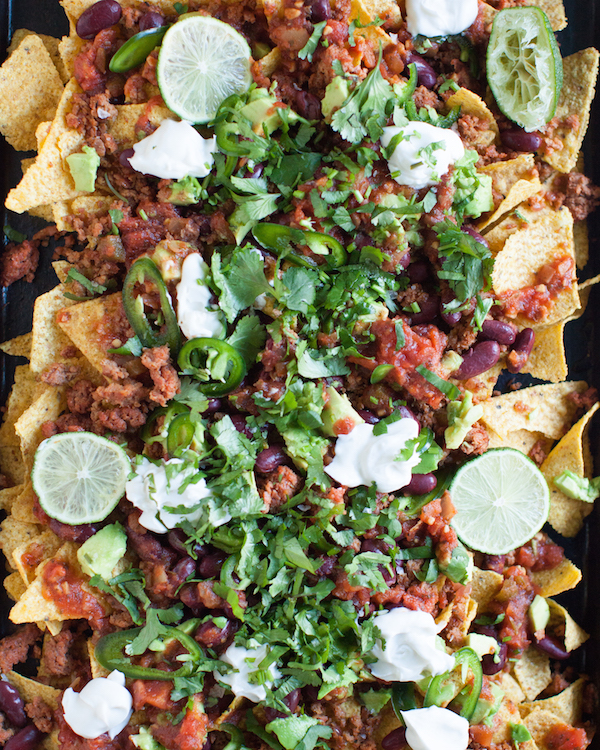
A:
[212,248,275,322]
[298,21,327,62]
[229,192,281,244]
[125,605,183,656]
[280,267,318,314]
[228,315,267,367]
[296,341,350,378]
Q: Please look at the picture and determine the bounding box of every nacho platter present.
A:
[0,0,600,748]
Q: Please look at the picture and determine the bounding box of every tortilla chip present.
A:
[492,207,579,327]
[29,284,83,374]
[4,571,28,601]
[523,710,570,750]
[530,559,581,598]
[258,47,281,77]
[480,382,588,441]
[492,672,525,706]
[513,647,552,701]
[373,705,402,748]
[573,220,589,269]
[446,89,499,148]
[11,483,42,525]
[481,179,543,231]
[470,568,503,612]
[519,678,586,726]
[7,671,60,709]
[88,640,110,679]
[0,516,41,570]
[523,0,567,30]
[0,35,64,152]
[0,484,23,512]
[521,321,568,383]
[486,427,553,460]
[490,700,535,747]
[542,49,599,174]
[8,29,68,83]
[541,402,599,536]
[349,0,401,26]
[547,599,589,652]
[462,362,503,403]
[57,34,84,80]
[0,332,32,359]
[14,386,68,472]
[0,365,42,447]
[435,602,454,631]
[60,0,179,30]
[108,103,173,147]
[0,446,26,485]
[5,79,86,213]
[13,529,63,585]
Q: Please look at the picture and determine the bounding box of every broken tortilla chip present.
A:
[519,678,586,726]
[7,671,61,709]
[7,29,68,83]
[521,320,568,383]
[0,332,33,359]
[4,572,28,601]
[523,0,567,30]
[530,558,582,598]
[14,386,67,472]
[470,568,503,613]
[513,647,552,701]
[523,710,574,750]
[547,599,589,652]
[445,88,499,148]
[0,365,43,448]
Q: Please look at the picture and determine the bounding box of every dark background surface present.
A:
[0,0,599,725]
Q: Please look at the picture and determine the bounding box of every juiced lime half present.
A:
[450,448,550,555]
[487,7,563,132]
[157,15,252,123]
[31,432,130,525]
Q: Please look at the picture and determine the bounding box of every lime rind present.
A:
[32,432,131,525]
[157,16,252,123]
[487,7,563,132]
[450,448,550,555]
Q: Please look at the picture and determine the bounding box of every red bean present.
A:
[472,624,497,639]
[264,707,287,722]
[463,225,489,247]
[480,319,516,346]
[482,642,507,675]
[407,260,430,283]
[167,529,188,555]
[453,340,501,380]
[408,295,439,325]
[534,635,569,660]
[294,89,321,120]
[316,555,337,576]
[255,446,288,474]
[311,0,331,21]
[76,0,122,39]
[357,410,379,425]
[195,618,233,648]
[285,689,301,712]
[406,52,437,89]
[5,726,44,750]
[139,11,165,30]
[481,554,506,573]
[382,727,408,750]
[199,552,226,579]
[119,148,134,168]
[48,519,98,542]
[441,305,462,327]
[501,127,542,153]
[172,556,196,584]
[398,405,418,425]
[0,682,26,728]
[230,415,252,439]
[402,472,437,495]
[512,328,535,356]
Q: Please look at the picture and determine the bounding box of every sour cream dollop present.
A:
[215,643,281,702]
[126,457,225,533]
[62,670,133,740]
[405,0,478,38]
[401,706,469,750]
[381,122,465,190]
[324,418,420,493]
[367,608,455,682]
[129,119,217,180]
[177,253,225,340]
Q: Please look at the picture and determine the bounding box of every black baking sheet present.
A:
[1,0,600,716]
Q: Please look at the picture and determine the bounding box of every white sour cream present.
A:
[215,643,281,702]
[367,608,455,682]
[401,706,470,750]
[381,122,465,190]
[126,457,223,534]
[324,418,421,493]
[62,670,133,740]
[176,253,225,340]
[405,0,478,38]
[129,119,217,180]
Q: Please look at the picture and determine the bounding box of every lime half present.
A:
[450,448,550,555]
[487,7,563,132]
[32,432,130,525]
[157,15,252,123]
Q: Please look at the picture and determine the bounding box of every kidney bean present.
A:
[205,398,222,413]
[230,415,252,439]
[534,635,569,660]
[481,554,506,573]
[482,642,507,675]
[172,556,196,584]
[203,740,211,750]
[247,163,264,179]
[264,707,287,722]
[0,682,26,728]
[402,472,437,495]
[453,340,501,380]
[195,618,233,648]
[316,555,337,576]
[512,328,535,356]
[407,260,430,283]
[294,90,321,120]
[406,52,437,89]
[302,685,320,702]
[382,727,408,750]
[398,405,418,425]
[139,11,165,30]
[472,624,497,639]
[441,307,462,327]
[311,0,331,22]
[119,148,134,168]
[255,446,288,474]
[501,127,542,153]
[353,231,373,250]
[199,552,226,579]
[380,564,396,584]
[480,319,516,346]
[48,519,97,542]
[408,295,439,325]
[462,225,489,247]
[285,688,301,712]
[5,726,44,750]
[76,0,122,39]
[357,409,379,425]
[167,528,188,555]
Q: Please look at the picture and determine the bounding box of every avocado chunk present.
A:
[66,145,100,192]
[444,390,483,450]
[167,175,203,206]
[321,386,365,437]
[239,88,285,135]
[467,633,500,660]
[322,76,350,122]
[77,523,127,580]
[469,682,504,725]
[528,594,550,634]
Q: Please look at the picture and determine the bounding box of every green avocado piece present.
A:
[467,633,500,660]
[167,175,203,206]
[444,390,483,450]
[321,386,365,437]
[470,682,504,726]
[322,76,350,122]
[66,145,100,193]
[77,522,127,580]
[239,88,284,135]
[528,594,550,633]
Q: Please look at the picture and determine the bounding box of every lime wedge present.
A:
[157,15,252,123]
[450,448,550,555]
[31,432,130,525]
[487,7,563,132]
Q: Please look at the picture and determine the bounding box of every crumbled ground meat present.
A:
[141,346,181,406]
[25,696,54,733]
[0,240,39,286]
[40,363,81,386]
[529,440,548,466]
[0,715,14,745]
[551,172,600,221]
[0,624,41,673]
[41,628,76,676]
[260,465,303,512]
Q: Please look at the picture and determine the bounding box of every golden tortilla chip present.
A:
[0,35,64,152]
[5,79,86,213]
[486,426,553,459]
[480,179,543,232]
[0,516,41,570]
[258,47,281,77]
[459,362,503,404]
[523,0,567,30]
[61,0,179,30]
[542,49,599,174]
[0,446,26,485]
[492,672,525,706]
[7,29,68,83]
[7,671,60,709]
[523,710,569,750]
[0,365,42,447]
[4,571,28,601]
[350,0,401,26]
[513,647,552,701]
[57,34,84,80]
[492,207,579,327]
[445,89,498,150]
[481,154,537,196]
[13,529,63,585]
[14,386,67,472]
[530,559,581,598]
[11,483,42,525]
[519,678,586,727]
[470,568,503,612]
[0,332,32,359]
[490,700,536,748]
[573,220,589,269]
[29,284,84,374]
[541,402,599,536]
[36,120,53,150]
[108,103,173,147]
[547,599,588,652]
[0,484,23,512]
[373,705,402,748]
[480,382,587,441]
[521,321,568,383]
[88,639,111,679]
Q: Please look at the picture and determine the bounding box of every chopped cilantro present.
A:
[298,21,327,62]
